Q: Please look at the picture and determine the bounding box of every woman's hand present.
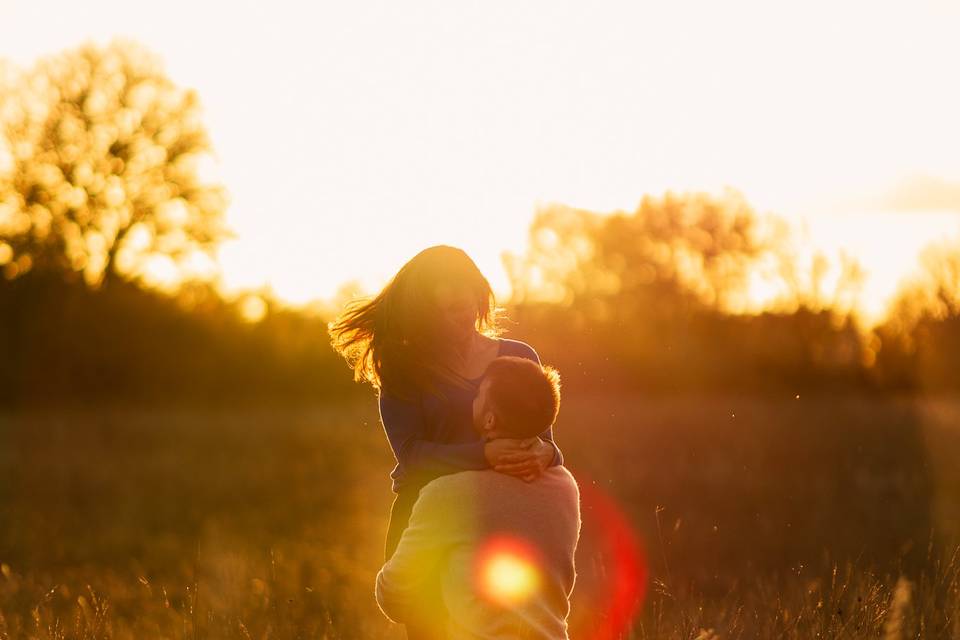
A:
[489,438,554,483]
[484,437,538,467]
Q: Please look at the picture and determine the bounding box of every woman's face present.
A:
[433,285,479,342]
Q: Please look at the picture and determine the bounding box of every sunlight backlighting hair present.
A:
[474,535,543,607]
[483,356,561,439]
[327,245,502,401]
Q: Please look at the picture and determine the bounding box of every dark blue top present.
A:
[378,337,564,493]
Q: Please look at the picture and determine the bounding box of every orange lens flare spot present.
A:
[474,535,542,605]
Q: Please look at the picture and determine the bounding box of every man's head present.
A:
[472,356,561,440]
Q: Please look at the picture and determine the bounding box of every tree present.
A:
[0,39,231,288]
[504,188,781,316]
[501,189,874,393]
[873,239,960,391]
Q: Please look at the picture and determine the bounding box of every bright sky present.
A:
[3,0,960,324]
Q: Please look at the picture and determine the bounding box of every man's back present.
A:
[376,465,581,639]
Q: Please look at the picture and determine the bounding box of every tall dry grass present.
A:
[2,393,959,638]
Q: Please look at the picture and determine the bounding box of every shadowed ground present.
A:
[1,393,956,638]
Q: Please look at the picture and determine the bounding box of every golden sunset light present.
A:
[5,2,960,638]
[4,1,958,323]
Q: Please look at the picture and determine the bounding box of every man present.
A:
[376,355,581,639]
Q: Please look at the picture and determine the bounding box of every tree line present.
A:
[1,41,957,408]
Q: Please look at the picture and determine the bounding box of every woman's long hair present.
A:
[328,245,502,401]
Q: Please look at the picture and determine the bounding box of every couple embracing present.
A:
[329,245,581,639]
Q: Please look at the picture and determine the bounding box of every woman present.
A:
[327,244,564,563]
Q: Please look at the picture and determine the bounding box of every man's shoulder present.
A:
[412,471,498,527]
[543,465,580,493]
[545,464,576,481]
[424,466,578,498]
[419,469,493,499]
[420,468,550,506]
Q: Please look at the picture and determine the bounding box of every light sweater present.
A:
[376,465,582,639]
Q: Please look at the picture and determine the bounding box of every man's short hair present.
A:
[483,356,561,439]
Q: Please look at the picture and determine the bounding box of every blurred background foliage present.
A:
[0,40,229,290]
[1,41,960,409]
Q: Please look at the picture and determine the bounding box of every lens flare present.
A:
[576,476,649,640]
[474,535,542,605]
[485,552,538,600]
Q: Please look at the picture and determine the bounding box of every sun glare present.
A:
[475,535,542,606]
[789,210,960,326]
[2,2,958,324]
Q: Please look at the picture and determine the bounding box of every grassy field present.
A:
[2,392,960,639]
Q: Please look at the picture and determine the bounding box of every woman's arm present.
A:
[380,389,537,483]
[493,426,561,481]
[378,389,488,480]
[538,425,563,467]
